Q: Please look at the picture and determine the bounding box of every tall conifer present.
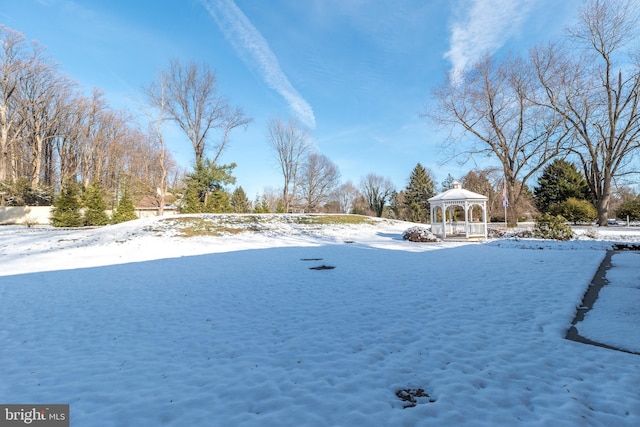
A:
[534,159,590,213]
[111,187,138,224]
[83,184,110,226]
[50,182,83,227]
[404,163,435,223]
[230,187,252,213]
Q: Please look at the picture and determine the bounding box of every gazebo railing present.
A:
[468,223,486,235]
[449,221,467,235]
[432,223,444,236]
[431,222,486,237]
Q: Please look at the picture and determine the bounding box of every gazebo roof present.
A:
[428,181,488,202]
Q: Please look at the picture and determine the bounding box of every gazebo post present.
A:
[464,200,469,238]
[441,205,446,239]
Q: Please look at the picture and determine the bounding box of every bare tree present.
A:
[334,181,359,214]
[0,26,34,182]
[0,25,178,208]
[297,152,340,212]
[142,73,174,215]
[461,168,501,220]
[55,91,87,187]
[360,173,394,217]
[145,59,251,165]
[267,117,313,212]
[532,0,640,225]
[20,55,73,188]
[429,53,569,224]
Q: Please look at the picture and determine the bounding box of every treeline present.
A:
[0,26,176,210]
[4,0,640,227]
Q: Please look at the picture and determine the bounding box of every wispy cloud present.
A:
[445,0,535,79]
[199,0,316,129]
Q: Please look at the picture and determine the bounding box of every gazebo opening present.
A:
[428,181,488,240]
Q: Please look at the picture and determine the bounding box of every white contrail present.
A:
[445,0,534,80]
[200,0,316,129]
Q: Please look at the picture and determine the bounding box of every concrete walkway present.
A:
[566,247,640,356]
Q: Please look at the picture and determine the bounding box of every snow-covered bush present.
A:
[402,226,441,242]
[533,213,574,241]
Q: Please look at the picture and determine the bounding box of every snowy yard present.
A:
[0,215,639,426]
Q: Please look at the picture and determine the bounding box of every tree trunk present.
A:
[596,171,612,226]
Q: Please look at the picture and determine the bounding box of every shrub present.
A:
[0,178,53,206]
[402,226,441,242]
[533,213,574,240]
[22,215,38,228]
[617,196,640,221]
[583,227,599,239]
[550,197,597,224]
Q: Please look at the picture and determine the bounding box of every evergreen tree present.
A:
[252,194,264,213]
[252,194,271,213]
[181,158,236,213]
[441,173,457,192]
[111,187,138,224]
[204,188,232,213]
[230,187,252,213]
[50,181,83,227]
[259,195,271,213]
[617,196,640,221]
[388,190,403,220]
[404,163,435,222]
[181,185,203,214]
[83,184,110,226]
[534,159,590,213]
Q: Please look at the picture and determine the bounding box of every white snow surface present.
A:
[1,215,640,426]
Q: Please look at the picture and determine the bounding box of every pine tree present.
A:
[181,185,202,214]
[83,184,110,226]
[111,187,138,224]
[50,182,83,227]
[204,188,232,213]
[252,194,264,213]
[441,173,457,192]
[230,187,252,213]
[181,158,236,213]
[259,195,271,213]
[534,159,590,213]
[388,190,402,219]
[404,163,435,223]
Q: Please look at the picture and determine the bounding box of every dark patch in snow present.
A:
[309,265,335,270]
[612,243,640,250]
[396,388,436,408]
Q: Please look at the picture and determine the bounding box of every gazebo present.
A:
[428,181,488,240]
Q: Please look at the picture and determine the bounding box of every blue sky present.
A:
[2,0,581,198]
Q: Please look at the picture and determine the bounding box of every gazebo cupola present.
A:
[428,181,488,240]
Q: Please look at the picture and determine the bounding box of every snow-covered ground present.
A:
[1,215,639,426]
